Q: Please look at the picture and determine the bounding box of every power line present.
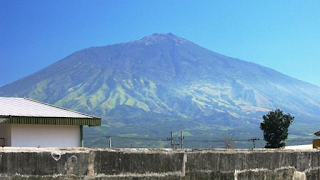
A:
[83,134,316,147]
[84,135,167,141]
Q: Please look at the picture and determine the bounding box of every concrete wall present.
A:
[0,148,319,180]
[9,124,80,147]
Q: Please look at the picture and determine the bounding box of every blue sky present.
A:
[1,0,320,87]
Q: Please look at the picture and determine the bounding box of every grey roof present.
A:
[0,97,97,119]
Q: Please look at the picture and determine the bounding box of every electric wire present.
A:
[83,134,315,143]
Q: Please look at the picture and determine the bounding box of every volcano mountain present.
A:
[1,33,320,148]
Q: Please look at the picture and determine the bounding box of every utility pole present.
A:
[108,136,112,148]
[167,132,174,149]
[248,138,260,148]
[180,131,184,149]
[167,132,184,149]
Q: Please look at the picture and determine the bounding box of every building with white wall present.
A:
[0,97,101,147]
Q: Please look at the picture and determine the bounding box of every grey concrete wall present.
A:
[0,148,319,180]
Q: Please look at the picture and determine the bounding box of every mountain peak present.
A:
[136,33,188,45]
[2,33,320,148]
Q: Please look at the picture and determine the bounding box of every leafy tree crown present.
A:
[260,109,294,148]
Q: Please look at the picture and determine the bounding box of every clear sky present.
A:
[1,0,320,87]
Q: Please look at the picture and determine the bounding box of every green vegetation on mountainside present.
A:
[1,33,320,148]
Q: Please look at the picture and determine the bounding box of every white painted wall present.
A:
[0,124,11,146]
[10,124,80,147]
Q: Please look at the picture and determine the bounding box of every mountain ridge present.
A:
[1,33,320,148]
[3,33,319,89]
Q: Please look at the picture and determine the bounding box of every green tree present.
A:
[260,109,294,148]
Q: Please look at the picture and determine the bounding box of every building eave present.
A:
[2,116,101,126]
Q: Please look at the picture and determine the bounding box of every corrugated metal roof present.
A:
[0,97,99,119]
